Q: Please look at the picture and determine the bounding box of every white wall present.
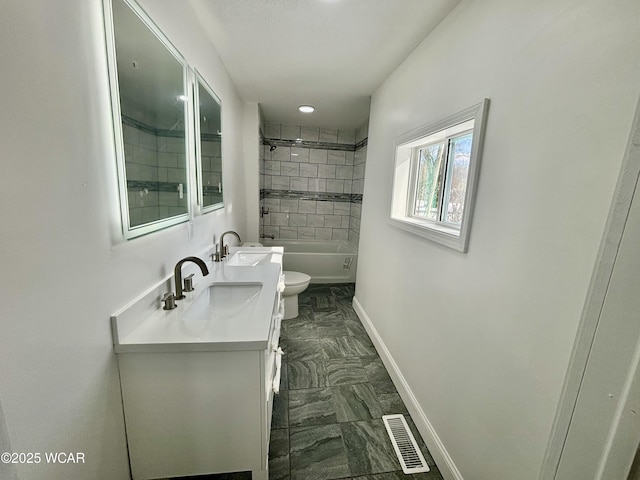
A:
[0,1,247,478]
[355,0,640,479]
[0,401,17,480]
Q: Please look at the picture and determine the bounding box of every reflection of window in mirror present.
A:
[195,74,224,212]
[106,0,191,238]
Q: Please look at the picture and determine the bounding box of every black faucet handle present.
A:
[183,274,195,292]
[162,292,176,310]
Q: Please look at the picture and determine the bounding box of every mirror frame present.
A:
[104,0,194,239]
[193,70,225,214]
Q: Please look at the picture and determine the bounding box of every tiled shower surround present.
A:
[260,122,368,245]
[122,113,188,227]
[121,104,223,227]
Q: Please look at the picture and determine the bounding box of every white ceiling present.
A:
[189,0,462,130]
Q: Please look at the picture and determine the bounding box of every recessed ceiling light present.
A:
[298,105,315,113]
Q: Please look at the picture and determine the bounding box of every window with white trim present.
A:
[390,99,489,252]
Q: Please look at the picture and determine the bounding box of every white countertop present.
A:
[111,249,283,354]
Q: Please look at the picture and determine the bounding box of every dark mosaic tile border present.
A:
[260,189,363,204]
[264,138,356,152]
[127,179,188,193]
[123,114,221,142]
[263,136,367,153]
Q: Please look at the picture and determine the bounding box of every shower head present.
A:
[269,145,277,152]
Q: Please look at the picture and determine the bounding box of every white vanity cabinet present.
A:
[111,259,284,480]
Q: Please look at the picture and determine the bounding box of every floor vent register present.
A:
[382,414,430,474]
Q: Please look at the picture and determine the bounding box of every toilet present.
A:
[241,242,311,320]
[282,271,311,320]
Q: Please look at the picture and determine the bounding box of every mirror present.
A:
[106,0,190,238]
[195,74,224,211]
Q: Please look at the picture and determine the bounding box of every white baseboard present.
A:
[352,296,464,480]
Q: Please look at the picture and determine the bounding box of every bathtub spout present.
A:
[260,234,275,240]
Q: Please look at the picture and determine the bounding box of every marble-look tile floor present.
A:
[172,284,442,480]
[268,283,443,480]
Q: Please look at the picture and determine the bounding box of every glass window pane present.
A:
[443,132,473,225]
[413,143,445,220]
[198,81,223,209]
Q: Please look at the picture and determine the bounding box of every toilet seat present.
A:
[284,271,311,288]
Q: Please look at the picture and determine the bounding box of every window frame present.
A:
[193,69,225,214]
[104,0,196,239]
[389,99,489,252]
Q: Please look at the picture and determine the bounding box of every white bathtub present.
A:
[262,240,357,283]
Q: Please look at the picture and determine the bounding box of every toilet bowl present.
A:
[282,271,311,320]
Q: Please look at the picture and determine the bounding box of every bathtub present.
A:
[262,240,357,283]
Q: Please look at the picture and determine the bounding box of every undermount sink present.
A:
[226,251,275,266]
[180,283,263,335]
[226,252,272,266]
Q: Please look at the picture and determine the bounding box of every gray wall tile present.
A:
[350,203,362,217]
[264,226,280,237]
[337,129,356,145]
[307,214,325,227]
[291,147,310,162]
[281,199,299,213]
[298,227,315,240]
[290,177,309,191]
[281,162,300,177]
[324,215,342,228]
[265,161,281,175]
[280,227,298,239]
[265,198,281,210]
[281,124,301,141]
[332,229,349,241]
[265,123,281,139]
[319,128,338,143]
[300,126,319,142]
[272,176,291,190]
[272,146,291,162]
[316,201,334,215]
[315,227,332,240]
[308,178,326,192]
[299,200,317,213]
[326,179,344,193]
[328,151,346,165]
[336,166,353,180]
[334,203,351,215]
[300,163,318,178]
[271,212,289,226]
[318,165,336,179]
[309,149,328,164]
[289,214,307,227]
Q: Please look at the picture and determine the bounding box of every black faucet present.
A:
[218,230,242,259]
[174,256,209,300]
